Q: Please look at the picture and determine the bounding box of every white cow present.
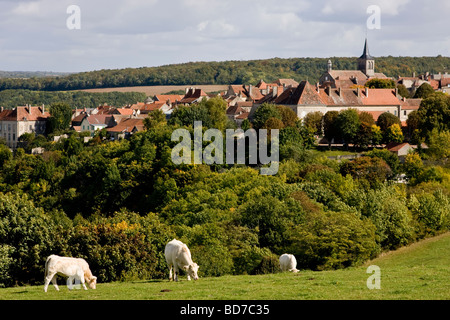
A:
[165,239,199,282]
[44,255,97,292]
[279,253,299,273]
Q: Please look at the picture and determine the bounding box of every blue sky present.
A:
[0,0,448,72]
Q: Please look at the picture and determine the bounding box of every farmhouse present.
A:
[0,105,50,149]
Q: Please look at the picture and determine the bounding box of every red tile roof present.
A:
[0,106,50,121]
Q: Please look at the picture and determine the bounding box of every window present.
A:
[404,110,407,116]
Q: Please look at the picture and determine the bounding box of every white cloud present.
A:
[0,0,447,72]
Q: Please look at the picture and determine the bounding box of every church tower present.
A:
[357,38,375,77]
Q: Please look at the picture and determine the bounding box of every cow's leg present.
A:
[50,274,59,291]
[173,265,179,282]
[168,265,173,281]
[67,276,73,290]
[44,273,55,292]
[187,274,191,281]
[79,275,87,290]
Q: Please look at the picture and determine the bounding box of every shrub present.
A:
[68,219,159,282]
[288,210,377,270]
[0,193,61,286]
[252,252,280,275]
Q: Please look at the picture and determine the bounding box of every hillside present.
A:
[1,232,448,300]
[0,56,448,92]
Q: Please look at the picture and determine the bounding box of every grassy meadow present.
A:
[1,232,449,300]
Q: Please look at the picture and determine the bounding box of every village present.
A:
[0,39,449,156]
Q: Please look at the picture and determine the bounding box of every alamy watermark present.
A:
[366,265,381,289]
[66,5,81,30]
[171,121,279,175]
[366,5,381,30]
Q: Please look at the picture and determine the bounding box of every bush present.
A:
[288,210,377,270]
[410,190,450,237]
[68,221,157,282]
[0,193,61,286]
[252,252,280,275]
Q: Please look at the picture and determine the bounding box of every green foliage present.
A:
[384,123,404,144]
[0,112,449,288]
[377,112,401,132]
[414,83,435,98]
[410,190,450,236]
[288,210,377,270]
[365,78,396,88]
[47,102,73,134]
[251,103,282,129]
[303,111,323,135]
[416,93,450,139]
[0,56,448,91]
[340,156,392,187]
[335,109,360,145]
[0,89,146,109]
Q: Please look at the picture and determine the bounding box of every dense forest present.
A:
[0,90,146,109]
[0,56,448,92]
[0,94,448,288]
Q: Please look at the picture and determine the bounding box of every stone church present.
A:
[318,38,388,89]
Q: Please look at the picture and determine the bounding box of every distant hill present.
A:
[0,56,448,91]
[0,70,72,79]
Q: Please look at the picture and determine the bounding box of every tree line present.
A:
[0,56,448,91]
[0,89,146,109]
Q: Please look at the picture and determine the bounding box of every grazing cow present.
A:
[279,254,299,273]
[44,255,97,292]
[165,239,199,282]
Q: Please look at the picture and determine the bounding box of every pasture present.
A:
[1,232,449,300]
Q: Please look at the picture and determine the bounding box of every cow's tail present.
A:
[44,255,53,280]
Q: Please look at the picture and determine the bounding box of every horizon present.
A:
[0,0,449,73]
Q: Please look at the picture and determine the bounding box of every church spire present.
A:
[358,38,375,77]
[359,38,374,60]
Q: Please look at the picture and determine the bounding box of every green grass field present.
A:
[1,232,449,300]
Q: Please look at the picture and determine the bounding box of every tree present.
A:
[371,125,383,146]
[365,78,396,88]
[334,109,360,147]
[340,156,392,187]
[403,153,423,181]
[397,84,410,98]
[323,111,339,147]
[384,124,404,143]
[427,129,450,159]
[416,92,450,139]
[251,103,282,129]
[276,105,298,128]
[144,109,166,130]
[47,102,73,134]
[377,112,401,132]
[303,111,323,135]
[414,83,435,99]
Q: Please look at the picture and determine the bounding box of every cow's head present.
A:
[185,263,199,280]
[88,276,97,289]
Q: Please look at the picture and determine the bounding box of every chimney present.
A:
[316,82,319,93]
[338,87,341,96]
[40,104,45,114]
[325,86,331,96]
[365,87,369,97]
[413,72,416,78]
[395,87,399,96]
[357,87,361,97]
[272,86,278,98]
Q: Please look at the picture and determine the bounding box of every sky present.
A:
[0,0,449,73]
